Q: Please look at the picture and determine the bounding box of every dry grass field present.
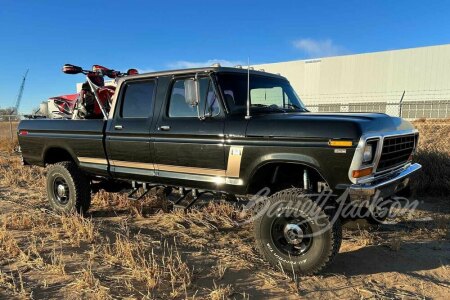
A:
[410,119,450,197]
[0,119,448,299]
[0,121,18,139]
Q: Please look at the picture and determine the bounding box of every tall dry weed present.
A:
[411,119,450,197]
[0,229,22,258]
[60,215,98,245]
[0,155,44,190]
[100,235,192,296]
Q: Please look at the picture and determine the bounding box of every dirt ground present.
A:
[1,118,450,299]
[0,150,449,299]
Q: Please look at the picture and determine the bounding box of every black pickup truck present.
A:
[18,66,421,275]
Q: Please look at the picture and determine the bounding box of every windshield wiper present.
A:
[283,103,308,112]
[252,104,286,112]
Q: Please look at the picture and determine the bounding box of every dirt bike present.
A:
[62,64,138,119]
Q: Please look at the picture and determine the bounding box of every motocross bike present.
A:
[62,64,138,119]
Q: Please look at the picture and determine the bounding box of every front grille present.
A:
[377,134,417,172]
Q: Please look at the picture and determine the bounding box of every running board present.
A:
[172,189,214,212]
[127,181,165,201]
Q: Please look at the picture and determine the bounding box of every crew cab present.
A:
[18,66,421,275]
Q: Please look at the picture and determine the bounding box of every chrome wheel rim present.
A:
[271,215,313,256]
[53,177,69,204]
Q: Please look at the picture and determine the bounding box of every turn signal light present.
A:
[352,167,373,178]
[329,140,353,147]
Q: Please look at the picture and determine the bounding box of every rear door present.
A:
[105,79,157,181]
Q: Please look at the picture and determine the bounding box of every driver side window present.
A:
[200,77,221,117]
[168,77,221,118]
[168,79,197,117]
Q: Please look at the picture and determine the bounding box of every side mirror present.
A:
[184,78,199,107]
[62,64,83,74]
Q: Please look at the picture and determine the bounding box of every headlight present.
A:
[363,144,373,163]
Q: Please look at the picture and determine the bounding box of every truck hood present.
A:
[246,112,415,141]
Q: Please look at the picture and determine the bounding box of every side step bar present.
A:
[127,181,223,212]
[173,188,214,212]
[127,182,167,201]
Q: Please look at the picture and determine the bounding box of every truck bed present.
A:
[18,119,108,175]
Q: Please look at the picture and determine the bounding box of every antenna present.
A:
[245,57,251,119]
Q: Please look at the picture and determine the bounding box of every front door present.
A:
[153,75,226,188]
[106,79,157,181]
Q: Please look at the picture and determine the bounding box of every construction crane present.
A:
[12,69,29,115]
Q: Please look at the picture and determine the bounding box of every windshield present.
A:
[216,73,307,114]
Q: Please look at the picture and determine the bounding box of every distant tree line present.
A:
[0,107,15,116]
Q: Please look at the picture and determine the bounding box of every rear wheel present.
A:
[253,188,342,275]
[46,161,91,214]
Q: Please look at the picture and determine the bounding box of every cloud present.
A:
[292,38,346,58]
[168,59,245,69]
[136,68,155,74]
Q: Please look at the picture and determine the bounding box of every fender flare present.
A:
[42,145,78,166]
[243,153,329,192]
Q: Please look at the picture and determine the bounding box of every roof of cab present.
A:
[119,66,287,83]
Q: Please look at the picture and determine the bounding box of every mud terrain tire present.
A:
[253,188,342,275]
[46,161,91,214]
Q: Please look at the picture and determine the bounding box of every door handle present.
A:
[114,125,123,130]
[158,125,171,131]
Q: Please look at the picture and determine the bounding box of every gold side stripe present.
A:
[79,157,226,176]
[78,157,108,165]
[77,145,244,179]
[111,160,155,170]
[157,164,226,177]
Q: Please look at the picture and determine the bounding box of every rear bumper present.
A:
[348,163,422,197]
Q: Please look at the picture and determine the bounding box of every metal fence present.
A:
[306,100,450,119]
[0,115,21,142]
[301,88,450,119]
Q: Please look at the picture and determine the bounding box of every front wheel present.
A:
[46,161,91,214]
[253,188,342,275]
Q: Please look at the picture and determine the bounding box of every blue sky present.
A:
[1,0,450,113]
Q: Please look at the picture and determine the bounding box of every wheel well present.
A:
[44,148,75,165]
[247,162,328,195]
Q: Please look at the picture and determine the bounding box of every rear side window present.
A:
[121,80,155,118]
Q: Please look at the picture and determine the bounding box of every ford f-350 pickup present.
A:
[18,66,421,275]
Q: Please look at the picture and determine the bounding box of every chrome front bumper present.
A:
[348,163,422,196]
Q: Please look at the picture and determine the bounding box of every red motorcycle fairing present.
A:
[87,73,105,87]
[97,86,116,99]
[49,94,79,110]
[94,86,116,115]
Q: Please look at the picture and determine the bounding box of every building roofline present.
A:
[256,43,450,66]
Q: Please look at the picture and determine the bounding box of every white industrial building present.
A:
[255,44,450,118]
